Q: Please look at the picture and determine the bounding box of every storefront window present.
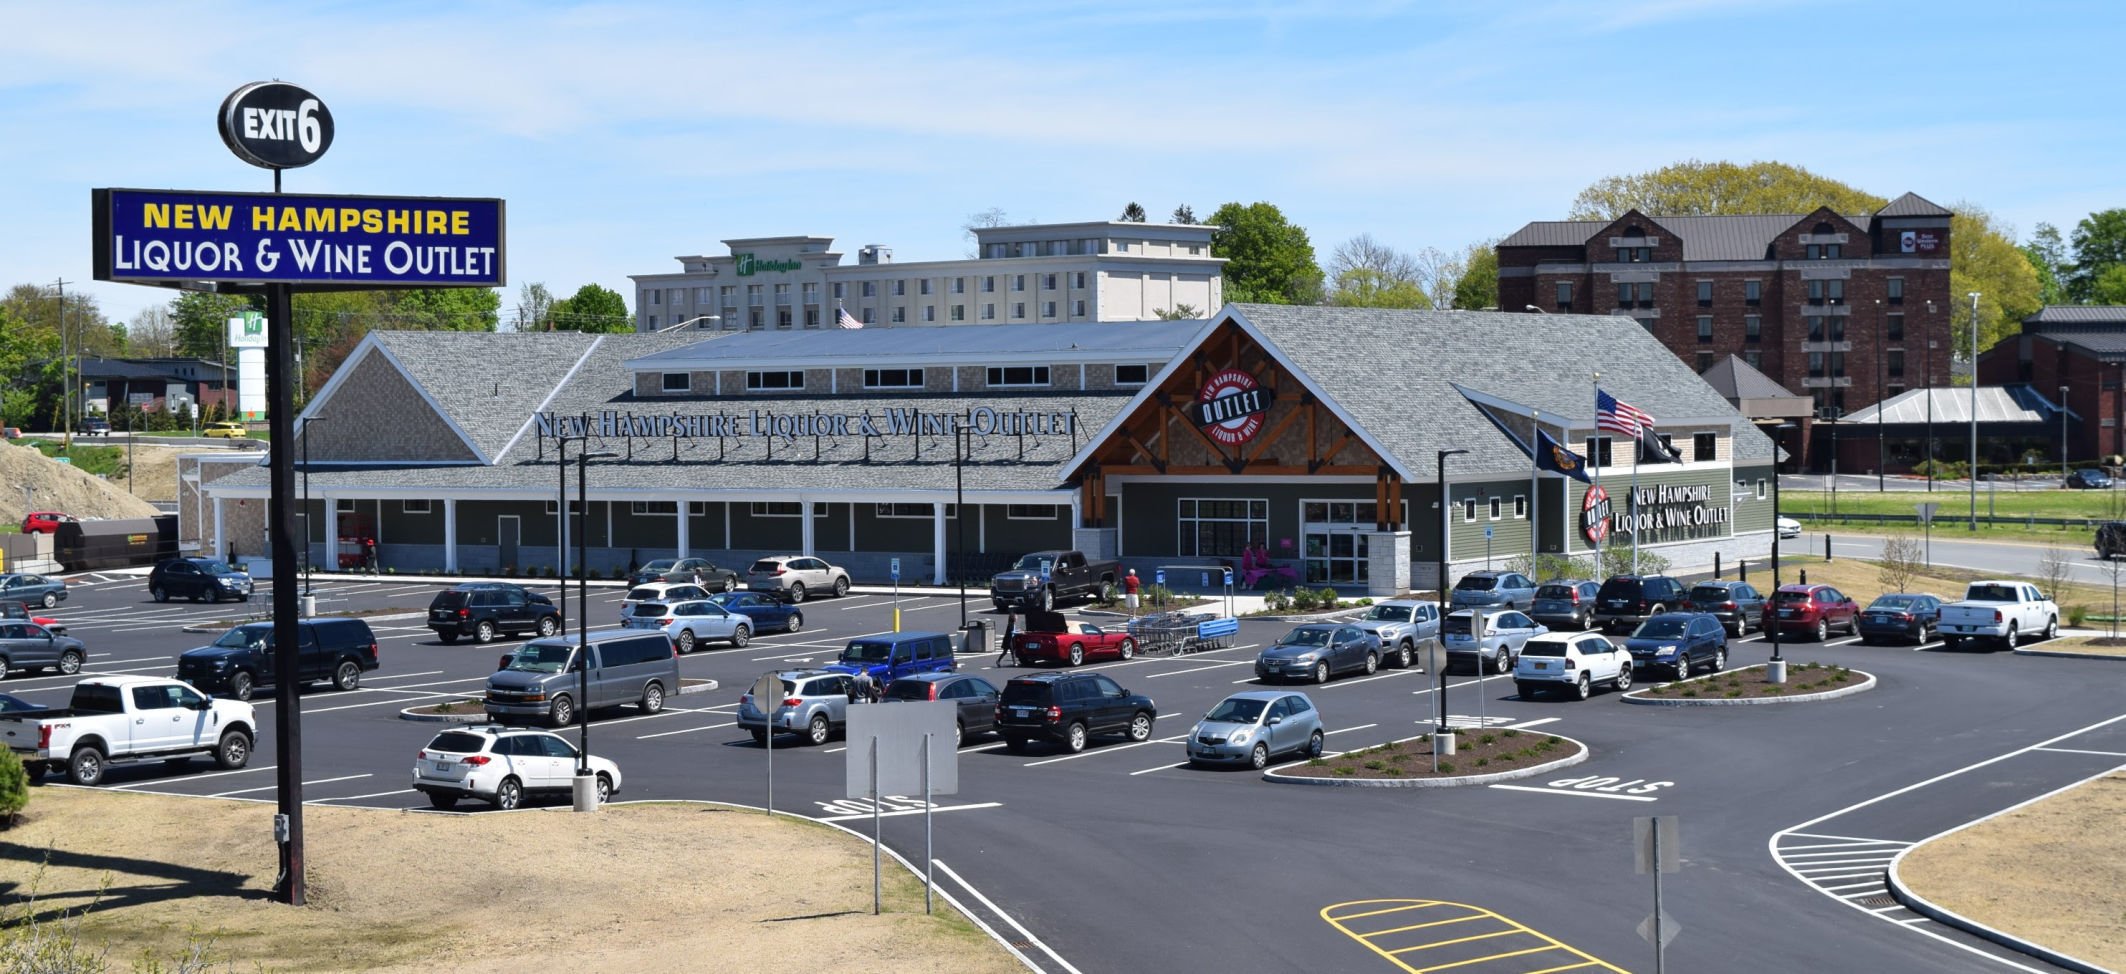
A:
[1177,498,1267,558]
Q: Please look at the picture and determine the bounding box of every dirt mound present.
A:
[0,441,164,525]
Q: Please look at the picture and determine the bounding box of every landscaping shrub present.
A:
[0,749,27,827]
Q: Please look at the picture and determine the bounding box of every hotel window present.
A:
[746,370,804,391]
[1887,349,1906,377]
[1073,300,1086,317]
[1488,497,1503,520]
[1829,318,1845,342]
[1555,281,1573,311]
[951,278,965,294]
[1461,499,1477,522]
[987,365,1050,387]
[802,282,818,302]
[1042,301,1057,318]
[1807,279,1843,305]
[1806,241,1843,260]
[1887,277,1904,305]
[832,282,845,299]
[804,309,820,328]
[1887,312,1904,341]
[1807,316,1826,341]
[402,499,431,514]
[1744,349,1762,369]
[1584,436,1614,467]
[1693,433,1716,461]
[1615,282,1633,308]
[861,281,876,298]
[648,290,660,305]
[774,283,790,303]
[1012,302,1026,319]
[1696,281,1713,307]
[1695,351,1714,371]
[1745,280,1761,305]
[1745,314,1762,343]
[1696,316,1714,343]
[919,279,931,295]
[1012,275,1026,291]
[1513,495,1528,519]
[629,501,677,517]
[645,315,657,328]
[1756,479,1767,500]
[982,276,995,293]
[687,502,710,516]
[950,305,965,321]
[1635,282,1655,307]
[862,308,876,324]
[1042,273,1057,290]
[1074,272,1086,288]
[982,304,996,320]
[893,280,906,296]
[661,372,690,392]
[751,502,803,518]
[922,306,936,322]
[1807,352,1826,378]
[695,287,712,304]
[876,503,955,519]
[777,308,792,329]
[748,308,764,329]
[1175,499,1267,558]
[890,308,906,323]
[1006,505,1060,520]
[721,285,736,303]
[747,284,763,305]
[863,368,924,389]
[1114,364,1149,385]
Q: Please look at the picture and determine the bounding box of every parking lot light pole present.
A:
[300,416,328,604]
[1435,449,1467,746]
[2061,385,2071,478]
[1769,423,1795,683]
[556,436,568,621]
[575,449,618,800]
[1968,291,1981,532]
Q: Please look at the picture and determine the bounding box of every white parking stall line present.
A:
[310,788,419,804]
[589,705,709,728]
[213,773,372,798]
[1800,870,1893,883]
[1782,848,1906,859]
[932,859,1084,974]
[1325,723,1377,735]
[837,597,893,611]
[813,802,1002,824]
[1780,833,1911,846]
[2032,746,2126,757]
[1838,887,1891,900]
[1502,717,1561,730]
[301,686,487,713]
[1820,880,1885,892]
[1129,762,1188,776]
[366,670,448,683]
[636,720,736,740]
[962,741,1010,752]
[1020,729,1184,767]
[1794,859,1900,872]
[1486,784,1658,802]
[109,765,275,790]
[1313,669,1425,690]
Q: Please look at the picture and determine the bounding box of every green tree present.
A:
[1450,241,1499,310]
[514,282,556,332]
[1119,202,1147,222]
[2023,223,2070,306]
[2070,208,2126,302]
[169,291,255,361]
[2091,264,2126,305]
[550,284,632,333]
[1329,268,1431,309]
[1950,203,2043,359]
[1152,304,1203,320]
[1170,204,1196,225]
[1208,202,1323,305]
[1569,160,1885,220]
[389,287,501,331]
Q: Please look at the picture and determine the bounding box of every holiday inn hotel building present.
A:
[627,221,1225,332]
[182,306,1777,595]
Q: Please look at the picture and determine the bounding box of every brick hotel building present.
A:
[1498,193,1953,467]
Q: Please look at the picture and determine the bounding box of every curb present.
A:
[1621,667,1876,706]
[1261,733,1588,789]
[398,679,717,722]
[2012,647,2126,662]
[1886,781,2120,974]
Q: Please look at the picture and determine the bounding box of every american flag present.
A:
[836,306,864,330]
[1596,388,1654,437]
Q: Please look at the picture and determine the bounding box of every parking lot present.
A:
[13,572,2124,973]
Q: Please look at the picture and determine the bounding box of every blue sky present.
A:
[6,0,2123,327]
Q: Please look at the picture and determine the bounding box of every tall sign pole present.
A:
[1968,291,1981,532]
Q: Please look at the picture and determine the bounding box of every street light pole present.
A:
[1876,299,1886,491]
[1435,448,1467,739]
[1926,303,1937,492]
[2061,384,2071,478]
[1769,422,1795,683]
[574,448,618,796]
[1968,291,1981,532]
[300,417,328,599]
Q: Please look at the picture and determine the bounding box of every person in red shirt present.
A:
[1123,568,1142,616]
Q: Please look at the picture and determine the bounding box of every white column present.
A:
[799,497,816,556]
[443,498,459,573]
[676,501,690,558]
[932,501,948,585]
[325,494,340,572]
[212,497,225,560]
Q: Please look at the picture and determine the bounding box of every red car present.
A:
[1011,611,1137,666]
[1770,584,1860,641]
[0,601,64,635]
[20,511,74,535]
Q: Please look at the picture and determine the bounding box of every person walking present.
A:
[1123,568,1142,617]
[996,611,1019,667]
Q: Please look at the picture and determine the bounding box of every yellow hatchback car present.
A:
[203,422,250,439]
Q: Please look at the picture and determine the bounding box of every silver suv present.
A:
[746,556,851,602]
[737,669,862,746]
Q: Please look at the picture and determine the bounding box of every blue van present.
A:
[828,631,957,684]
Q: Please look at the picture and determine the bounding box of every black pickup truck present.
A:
[990,550,1120,612]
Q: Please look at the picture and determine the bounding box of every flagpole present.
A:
[1590,374,1602,572]
[1630,432,1641,575]
[1530,408,1541,577]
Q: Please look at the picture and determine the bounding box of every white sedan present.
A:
[1777,516,1802,539]
[623,598,753,651]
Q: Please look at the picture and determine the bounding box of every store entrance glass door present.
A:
[1301,501,1377,585]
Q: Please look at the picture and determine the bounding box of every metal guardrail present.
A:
[1794,512,2109,528]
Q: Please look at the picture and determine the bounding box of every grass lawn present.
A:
[15,439,128,479]
[1784,488,2126,520]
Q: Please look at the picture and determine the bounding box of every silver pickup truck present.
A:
[1937,581,2059,650]
[1351,599,1441,670]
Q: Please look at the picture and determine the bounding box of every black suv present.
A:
[1685,580,1767,637]
[2098,522,2126,559]
[177,617,381,700]
[994,671,1156,754]
[428,583,561,644]
[147,557,255,603]
[1592,574,1688,633]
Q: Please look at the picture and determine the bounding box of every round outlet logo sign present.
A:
[1194,369,1269,446]
[1582,485,1612,545]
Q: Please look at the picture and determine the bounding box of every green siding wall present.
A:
[686,503,726,549]
[729,504,804,550]
[983,505,1071,555]
[1732,465,1776,533]
[1445,480,1537,561]
[457,501,552,546]
[1118,481,1377,559]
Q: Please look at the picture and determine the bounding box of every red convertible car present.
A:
[0,601,66,635]
[1011,611,1137,666]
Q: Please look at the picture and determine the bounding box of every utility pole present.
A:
[1968,292,1980,532]
[54,279,72,448]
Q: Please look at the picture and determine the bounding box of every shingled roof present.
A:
[1498,193,1950,261]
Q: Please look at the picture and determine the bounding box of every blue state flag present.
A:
[1536,428,1594,483]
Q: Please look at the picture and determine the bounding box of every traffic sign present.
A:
[1484,524,1494,540]
[751,673,786,710]
[1637,910,1680,947]
[1634,815,1680,874]
[1222,569,1234,587]
[1915,502,1940,524]
[890,556,901,581]
[1154,569,1166,586]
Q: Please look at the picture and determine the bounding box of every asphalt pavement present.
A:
[12,572,2121,974]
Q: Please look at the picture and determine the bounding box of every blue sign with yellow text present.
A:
[93,188,504,288]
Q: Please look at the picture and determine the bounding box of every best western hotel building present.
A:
[628,221,1225,332]
[182,306,1776,596]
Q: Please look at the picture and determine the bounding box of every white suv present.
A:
[619,582,711,621]
[1513,633,1633,701]
[746,556,851,602]
[411,725,622,811]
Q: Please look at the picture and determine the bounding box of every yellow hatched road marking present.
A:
[1321,899,1630,974]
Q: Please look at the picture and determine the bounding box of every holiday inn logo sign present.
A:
[735,252,802,276]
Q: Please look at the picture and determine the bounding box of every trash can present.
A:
[958,620,989,656]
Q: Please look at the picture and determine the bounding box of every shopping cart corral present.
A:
[1126,611,1241,656]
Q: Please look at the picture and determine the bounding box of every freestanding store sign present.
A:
[90,82,505,910]
[227,311,268,420]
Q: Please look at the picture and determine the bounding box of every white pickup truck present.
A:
[1937,581,2060,650]
[0,675,257,785]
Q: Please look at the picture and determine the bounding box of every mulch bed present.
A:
[1636,661,1857,699]
[403,698,482,717]
[1276,729,1577,780]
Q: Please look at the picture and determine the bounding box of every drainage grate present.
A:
[1857,894,1899,909]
